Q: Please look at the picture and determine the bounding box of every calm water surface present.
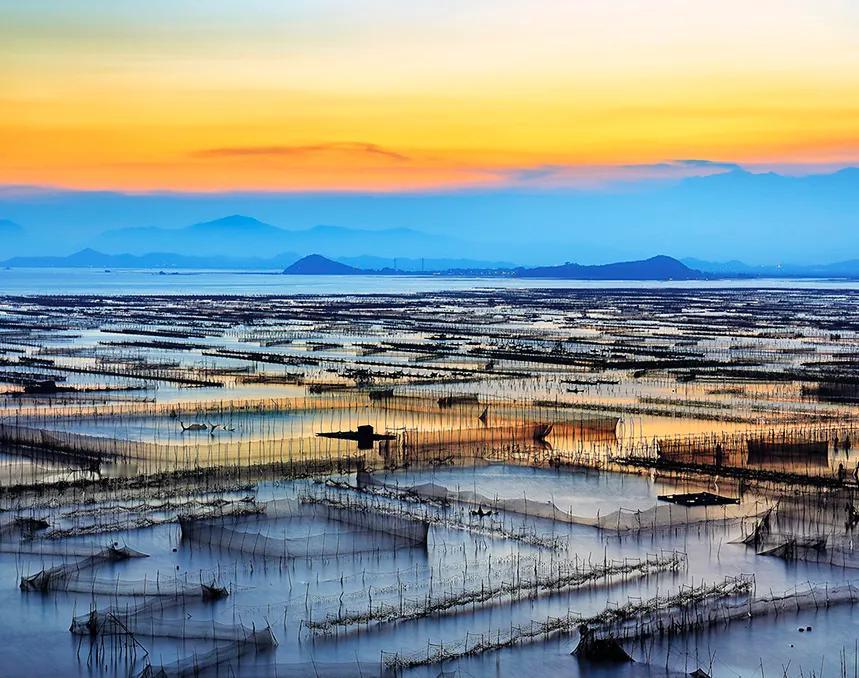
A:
[3,268,859,295]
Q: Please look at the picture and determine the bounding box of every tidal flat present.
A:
[1,286,859,677]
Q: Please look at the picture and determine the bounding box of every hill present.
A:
[282,254,706,279]
[516,255,704,280]
[335,255,517,271]
[283,254,363,275]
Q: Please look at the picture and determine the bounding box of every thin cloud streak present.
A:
[192,142,410,162]
[497,160,746,189]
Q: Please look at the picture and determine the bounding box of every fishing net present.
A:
[20,544,147,592]
[584,581,859,643]
[41,497,261,539]
[180,497,428,558]
[139,627,277,678]
[735,488,859,567]
[306,551,686,633]
[71,601,263,644]
[357,471,767,532]
[382,576,753,670]
[55,573,223,597]
[305,489,566,550]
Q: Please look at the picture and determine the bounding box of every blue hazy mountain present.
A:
[516,255,704,280]
[2,167,858,264]
[1,248,299,270]
[0,248,514,271]
[682,258,759,275]
[336,255,517,271]
[94,215,465,259]
[685,257,859,278]
[283,253,704,280]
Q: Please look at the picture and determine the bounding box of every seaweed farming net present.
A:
[44,497,262,539]
[356,470,768,532]
[304,488,567,550]
[386,416,618,466]
[583,581,859,643]
[139,628,277,678]
[306,550,686,633]
[627,424,859,483]
[381,576,754,670]
[179,497,428,558]
[70,598,268,645]
[0,391,622,484]
[54,572,223,597]
[20,544,148,592]
[736,487,859,567]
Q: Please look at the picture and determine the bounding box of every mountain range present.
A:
[0,214,516,270]
[282,254,705,280]
[0,248,299,270]
[3,209,859,278]
[2,167,859,264]
[0,248,513,272]
[94,215,469,259]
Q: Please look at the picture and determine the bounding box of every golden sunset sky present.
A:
[2,0,858,191]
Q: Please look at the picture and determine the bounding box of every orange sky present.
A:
[2,0,859,191]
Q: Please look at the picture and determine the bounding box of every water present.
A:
[4,267,859,296]
[2,274,857,676]
[0,468,843,677]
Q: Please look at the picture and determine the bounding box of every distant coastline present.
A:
[281,253,708,281]
[7,249,859,282]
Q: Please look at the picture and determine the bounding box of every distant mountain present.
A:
[682,258,762,275]
[283,253,706,280]
[810,260,859,277]
[96,215,286,257]
[3,167,859,263]
[1,248,300,270]
[15,246,859,280]
[335,255,517,271]
[283,254,362,275]
[516,255,705,280]
[96,214,464,259]
[684,258,859,278]
[2,248,516,274]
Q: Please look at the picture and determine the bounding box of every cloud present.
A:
[506,165,569,182]
[500,159,745,188]
[621,159,743,171]
[192,142,409,161]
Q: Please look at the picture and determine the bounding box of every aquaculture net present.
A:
[179,497,428,558]
[357,470,767,532]
[20,544,148,592]
[306,551,686,633]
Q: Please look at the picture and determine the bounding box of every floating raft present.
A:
[657,491,740,507]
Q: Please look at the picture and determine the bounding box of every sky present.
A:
[2,0,859,193]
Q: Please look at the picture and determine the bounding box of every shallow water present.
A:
[0,467,851,677]
[1,283,858,676]
[5,268,859,296]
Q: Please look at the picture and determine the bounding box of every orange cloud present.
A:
[192,142,409,162]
